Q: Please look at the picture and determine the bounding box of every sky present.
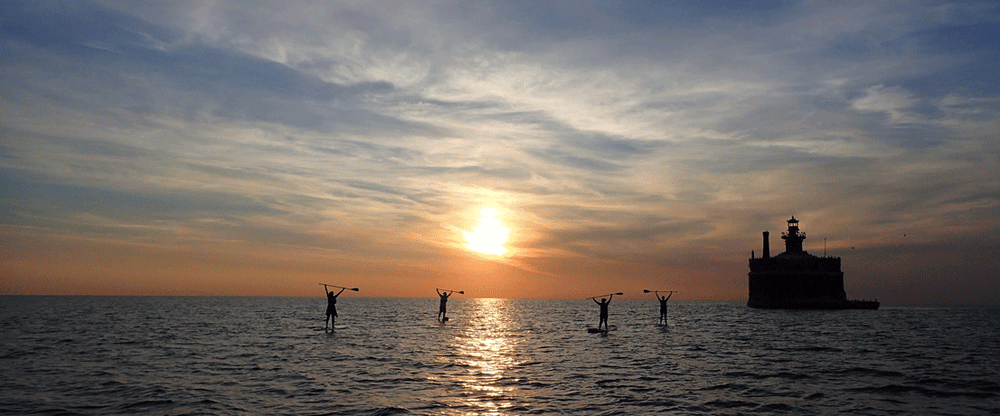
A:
[1,1,998,303]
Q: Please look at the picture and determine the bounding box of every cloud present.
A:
[851,85,920,123]
[2,0,999,301]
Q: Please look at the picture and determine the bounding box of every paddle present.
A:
[437,288,465,294]
[319,283,360,291]
[643,289,677,294]
[587,292,623,299]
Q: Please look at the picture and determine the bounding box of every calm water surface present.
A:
[1,296,998,415]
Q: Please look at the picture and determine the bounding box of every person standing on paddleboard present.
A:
[595,294,613,330]
[658,291,672,325]
[437,289,452,322]
[324,285,346,330]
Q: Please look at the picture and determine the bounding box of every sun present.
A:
[464,208,509,256]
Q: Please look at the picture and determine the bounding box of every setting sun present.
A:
[464,208,509,256]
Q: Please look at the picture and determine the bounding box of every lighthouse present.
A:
[747,216,876,309]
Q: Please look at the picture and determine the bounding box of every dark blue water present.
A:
[1,297,997,415]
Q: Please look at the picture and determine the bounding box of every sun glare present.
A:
[465,208,509,256]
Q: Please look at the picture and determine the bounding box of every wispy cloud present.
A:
[2,0,998,302]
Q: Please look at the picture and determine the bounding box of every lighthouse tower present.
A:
[780,216,806,254]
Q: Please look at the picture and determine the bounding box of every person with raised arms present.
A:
[436,289,452,322]
[644,289,677,325]
[594,294,613,331]
[324,284,346,330]
[657,291,673,325]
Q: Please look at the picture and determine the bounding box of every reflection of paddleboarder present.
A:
[437,289,452,322]
[594,294,613,330]
[324,285,345,330]
[657,292,672,325]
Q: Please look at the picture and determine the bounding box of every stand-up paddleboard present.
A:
[587,325,617,333]
[316,325,350,332]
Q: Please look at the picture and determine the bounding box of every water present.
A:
[1,297,997,415]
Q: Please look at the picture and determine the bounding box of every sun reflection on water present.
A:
[450,298,525,415]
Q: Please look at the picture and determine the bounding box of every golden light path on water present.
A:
[453,299,524,414]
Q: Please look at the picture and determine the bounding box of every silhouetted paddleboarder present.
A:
[658,292,672,325]
[585,292,622,332]
[437,289,452,322]
[318,284,359,331]
[323,284,345,330]
[658,293,670,324]
[595,294,613,331]
[645,289,677,325]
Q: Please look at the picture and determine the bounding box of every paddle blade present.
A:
[614,292,624,295]
[643,289,651,293]
[458,291,465,294]
[351,288,360,291]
